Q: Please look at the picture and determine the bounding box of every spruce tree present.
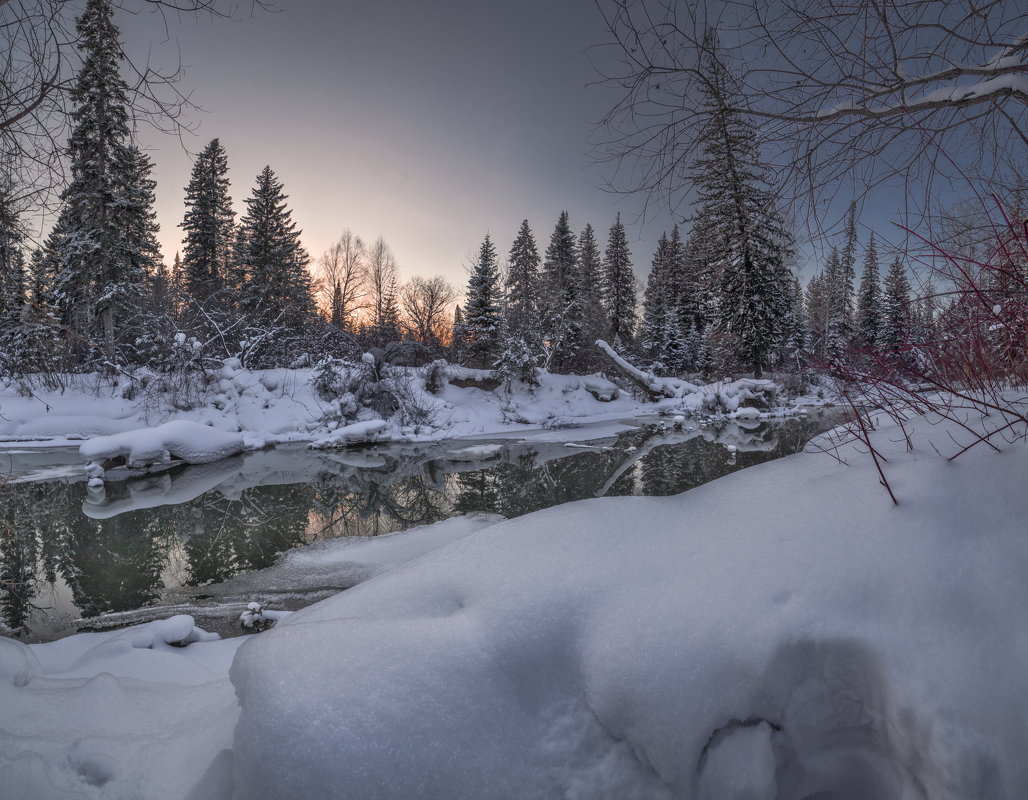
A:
[23,248,60,377]
[678,217,712,337]
[55,0,144,352]
[856,235,881,347]
[576,223,608,354]
[0,182,25,330]
[236,166,314,333]
[805,270,830,358]
[123,145,162,314]
[602,213,636,347]
[778,274,807,370]
[181,138,235,304]
[691,39,793,376]
[541,211,582,371]
[880,257,912,359]
[463,233,504,368]
[641,232,685,374]
[375,274,402,345]
[505,219,540,341]
[451,304,466,360]
[838,202,859,324]
[823,248,849,359]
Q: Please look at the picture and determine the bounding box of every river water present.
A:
[0,412,844,641]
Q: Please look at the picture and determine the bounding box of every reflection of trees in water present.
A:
[0,481,172,633]
[183,485,312,587]
[0,415,840,634]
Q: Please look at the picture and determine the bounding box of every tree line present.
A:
[0,0,934,389]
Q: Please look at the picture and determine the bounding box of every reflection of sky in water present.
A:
[0,413,844,641]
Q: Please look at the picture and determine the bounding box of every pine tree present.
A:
[805,271,829,358]
[691,38,793,376]
[678,217,713,338]
[55,0,145,353]
[641,232,686,374]
[29,225,67,374]
[823,248,848,359]
[181,138,235,304]
[0,182,25,326]
[124,146,162,281]
[236,166,314,332]
[778,274,807,370]
[602,213,636,346]
[880,257,911,359]
[451,304,466,360]
[463,233,504,368]
[576,223,608,352]
[856,235,881,347]
[505,219,540,341]
[0,186,27,370]
[375,274,402,345]
[838,202,859,324]
[541,211,582,371]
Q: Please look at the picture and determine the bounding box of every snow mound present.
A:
[79,420,245,469]
[0,616,242,799]
[230,407,1028,799]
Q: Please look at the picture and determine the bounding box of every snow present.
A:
[229,404,1028,799]
[79,420,245,468]
[5,403,1026,798]
[0,616,243,799]
[308,418,389,449]
[1,362,799,464]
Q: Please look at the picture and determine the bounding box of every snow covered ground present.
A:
[1,401,1026,798]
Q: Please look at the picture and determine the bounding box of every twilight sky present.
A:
[119,0,681,295]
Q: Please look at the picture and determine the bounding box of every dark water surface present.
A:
[0,412,843,641]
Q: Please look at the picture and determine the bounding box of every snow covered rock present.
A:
[79,420,245,471]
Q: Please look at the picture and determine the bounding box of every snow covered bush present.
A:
[492,335,540,388]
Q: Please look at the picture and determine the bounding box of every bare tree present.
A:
[317,230,367,332]
[366,235,399,337]
[400,275,457,347]
[593,0,1027,219]
[1,0,271,205]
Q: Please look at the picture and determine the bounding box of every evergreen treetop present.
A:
[602,213,636,346]
[505,219,540,340]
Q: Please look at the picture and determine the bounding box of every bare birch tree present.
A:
[401,275,457,348]
[318,230,367,333]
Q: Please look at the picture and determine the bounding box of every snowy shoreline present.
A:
[0,364,826,471]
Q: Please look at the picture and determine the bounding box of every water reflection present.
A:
[0,414,841,639]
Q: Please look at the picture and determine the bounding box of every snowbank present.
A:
[308,419,389,450]
[0,359,799,454]
[228,406,1028,799]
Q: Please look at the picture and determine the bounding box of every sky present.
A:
[119,0,680,296]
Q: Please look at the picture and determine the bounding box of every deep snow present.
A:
[2,403,1024,799]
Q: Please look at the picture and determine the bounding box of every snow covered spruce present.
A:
[1,404,1026,799]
